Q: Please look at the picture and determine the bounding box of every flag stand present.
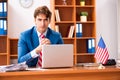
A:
[98,63,105,69]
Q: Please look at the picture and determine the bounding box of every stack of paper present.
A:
[0,62,28,72]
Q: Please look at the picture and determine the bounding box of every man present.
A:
[18,6,64,67]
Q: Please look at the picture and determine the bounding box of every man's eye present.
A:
[45,19,48,21]
[38,19,42,21]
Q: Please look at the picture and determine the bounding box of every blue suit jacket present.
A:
[18,26,64,67]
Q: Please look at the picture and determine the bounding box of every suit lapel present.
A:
[46,27,51,38]
[32,27,39,48]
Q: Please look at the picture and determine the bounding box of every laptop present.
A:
[41,44,73,68]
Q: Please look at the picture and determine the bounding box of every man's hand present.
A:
[40,38,51,45]
[35,38,51,54]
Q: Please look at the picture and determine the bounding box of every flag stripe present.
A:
[102,50,109,64]
[100,48,108,64]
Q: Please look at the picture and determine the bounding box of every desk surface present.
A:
[0,66,120,75]
[0,66,120,80]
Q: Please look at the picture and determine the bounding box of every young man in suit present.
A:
[18,6,63,67]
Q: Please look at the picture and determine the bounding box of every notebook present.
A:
[41,44,73,68]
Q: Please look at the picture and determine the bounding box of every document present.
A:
[26,67,48,71]
[0,62,28,72]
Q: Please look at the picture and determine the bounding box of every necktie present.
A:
[37,34,45,67]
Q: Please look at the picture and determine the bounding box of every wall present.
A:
[8,0,50,38]
[117,0,120,59]
[96,0,118,60]
[8,0,118,59]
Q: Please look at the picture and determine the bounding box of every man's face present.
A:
[34,14,50,33]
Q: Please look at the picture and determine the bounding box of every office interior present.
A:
[0,0,120,80]
[0,0,120,66]
[8,0,119,61]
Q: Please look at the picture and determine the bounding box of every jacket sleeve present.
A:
[18,33,32,63]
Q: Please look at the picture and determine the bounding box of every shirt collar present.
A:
[36,28,48,37]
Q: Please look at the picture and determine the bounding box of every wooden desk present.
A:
[0,67,120,80]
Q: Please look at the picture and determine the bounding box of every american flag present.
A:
[94,37,109,64]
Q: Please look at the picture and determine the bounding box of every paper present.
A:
[0,62,28,72]
[26,67,48,71]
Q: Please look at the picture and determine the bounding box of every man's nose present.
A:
[41,20,45,26]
